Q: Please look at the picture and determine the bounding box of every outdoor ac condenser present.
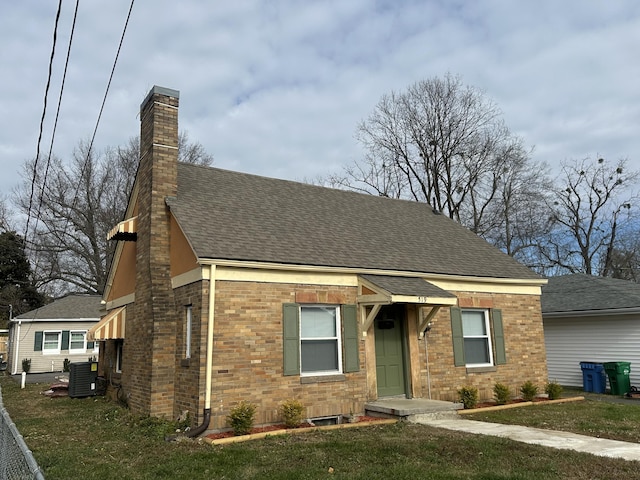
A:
[68,361,98,398]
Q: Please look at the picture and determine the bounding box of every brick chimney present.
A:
[124,86,180,417]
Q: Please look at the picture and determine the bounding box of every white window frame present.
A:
[185,305,192,359]
[461,309,493,367]
[69,330,87,354]
[42,331,62,355]
[299,305,342,377]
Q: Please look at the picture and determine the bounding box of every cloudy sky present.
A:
[1,1,639,207]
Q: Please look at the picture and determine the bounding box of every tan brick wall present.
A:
[419,292,547,402]
[208,280,366,430]
[123,88,180,419]
[172,280,209,425]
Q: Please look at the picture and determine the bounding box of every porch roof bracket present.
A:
[418,306,441,340]
[361,304,382,337]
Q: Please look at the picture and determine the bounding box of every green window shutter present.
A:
[34,331,43,351]
[450,307,465,367]
[492,309,507,365]
[282,303,300,376]
[342,304,359,373]
[61,330,70,350]
[87,341,95,349]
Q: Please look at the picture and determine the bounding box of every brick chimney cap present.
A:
[140,85,180,110]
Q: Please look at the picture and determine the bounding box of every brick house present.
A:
[90,86,548,433]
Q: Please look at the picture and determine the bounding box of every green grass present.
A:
[2,376,640,479]
[465,397,640,443]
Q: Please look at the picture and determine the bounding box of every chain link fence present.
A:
[0,385,45,479]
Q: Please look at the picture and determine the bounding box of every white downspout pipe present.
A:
[205,264,216,410]
[12,320,21,375]
[184,264,215,438]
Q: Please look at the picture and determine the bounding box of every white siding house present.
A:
[542,274,640,390]
[8,295,102,375]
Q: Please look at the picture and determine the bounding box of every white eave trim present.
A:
[197,258,547,287]
[10,317,100,323]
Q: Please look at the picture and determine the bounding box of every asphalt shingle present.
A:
[169,164,541,281]
[541,274,640,313]
[13,294,102,320]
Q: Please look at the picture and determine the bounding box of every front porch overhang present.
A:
[357,274,458,338]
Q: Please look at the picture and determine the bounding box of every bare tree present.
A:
[0,196,12,232]
[328,74,551,270]
[539,157,639,276]
[14,133,213,296]
[484,147,554,269]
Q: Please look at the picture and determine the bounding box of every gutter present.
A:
[543,306,640,318]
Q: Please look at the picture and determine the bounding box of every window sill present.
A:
[466,366,497,374]
[300,374,346,384]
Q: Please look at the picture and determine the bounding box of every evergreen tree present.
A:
[0,231,45,326]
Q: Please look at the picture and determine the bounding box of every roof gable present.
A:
[542,274,640,313]
[167,164,540,280]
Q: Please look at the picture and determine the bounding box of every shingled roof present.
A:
[542,274,640,314]
[167,164,541,281]
[13,294,102,321]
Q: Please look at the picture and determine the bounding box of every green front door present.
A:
[375,306,407,397]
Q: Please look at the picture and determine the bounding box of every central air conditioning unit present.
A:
[68,361,99,398]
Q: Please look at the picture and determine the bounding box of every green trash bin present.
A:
[603,362,631,395]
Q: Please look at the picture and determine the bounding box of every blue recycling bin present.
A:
[579,362,606,393]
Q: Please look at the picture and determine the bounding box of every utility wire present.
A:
[24,0,63,244]
[33,0,80,246]
[59,0,135,243]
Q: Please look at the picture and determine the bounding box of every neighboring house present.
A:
[8,294,101,374]
[0,329,8,356]
[91,86,548,432]
[542,274,640,388]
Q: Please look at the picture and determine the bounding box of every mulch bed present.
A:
[206,416,386,441]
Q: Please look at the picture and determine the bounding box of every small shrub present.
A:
[493,382,511,405]
[545,381,563,400]
[228,401,256,436]
[63,358,71,372]
[22,358,31,373]
[457,386,478,409]
[280,399,305,428]
[520,380,539,401]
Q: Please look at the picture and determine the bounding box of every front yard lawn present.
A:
[1,376,639,479]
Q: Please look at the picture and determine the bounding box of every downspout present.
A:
[12,320,21,375]
[424,332,432,400]
[185,264,215,438]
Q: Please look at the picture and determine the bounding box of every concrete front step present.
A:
[365,398,464,421]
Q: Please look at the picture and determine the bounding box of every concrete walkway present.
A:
[417,417,640,462]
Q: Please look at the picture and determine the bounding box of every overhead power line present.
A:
[60,0,136,238]
[33,0,81,241]
[24,0,63,243]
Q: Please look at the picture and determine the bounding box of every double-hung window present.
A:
[69,331,87,354]
[283,303,359,377]
[300,306,342,375]
[450,307,506,367]
[461,310,492,366]
[43,331,62,355]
